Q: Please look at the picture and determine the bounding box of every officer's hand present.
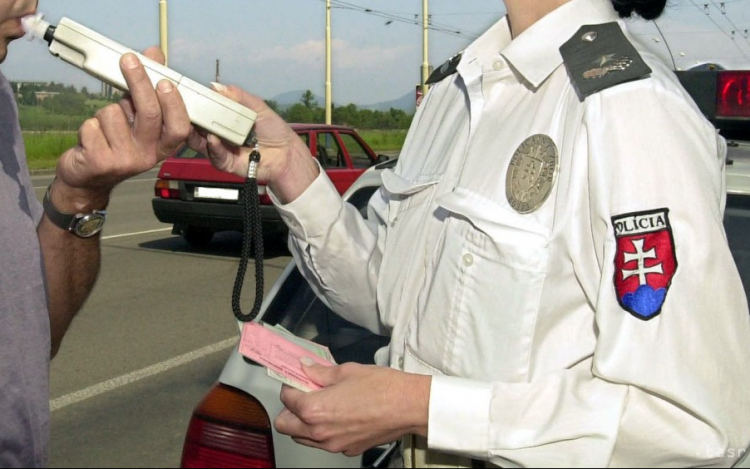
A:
[189,84,319,204]
[52,47,190,211]
[275,362,430,457]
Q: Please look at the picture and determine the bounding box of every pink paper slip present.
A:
[239,322,334,392]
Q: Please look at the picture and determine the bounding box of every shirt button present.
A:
[492,60,503,71]
[463,253,474,266]
[398,357,404,369]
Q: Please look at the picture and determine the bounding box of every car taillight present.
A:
[154,179,180,199]
[717,71,750,118]
[259,194,273,205]
[180,383,275,468]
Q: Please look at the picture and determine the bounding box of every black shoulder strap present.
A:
[426,52,463,85]
[560,22,652,100]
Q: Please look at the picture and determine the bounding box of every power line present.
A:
[671,0,750,10]
[430,12,502,17]
[315,0,482,40]
[708,0,750,48]
[687,0,750,62]
[635,28,745,35]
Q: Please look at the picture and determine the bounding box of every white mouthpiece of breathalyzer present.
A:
[21,13,51,42]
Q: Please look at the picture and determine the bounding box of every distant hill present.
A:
[270,90,325,109]
[360,92,416,113]
[270,90,416,113]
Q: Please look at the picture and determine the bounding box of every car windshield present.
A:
[260,183,388,365]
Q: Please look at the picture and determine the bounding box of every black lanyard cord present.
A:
[232,138,264,322]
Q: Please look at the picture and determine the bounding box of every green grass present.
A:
[358,129,408,151]
[24,129,407,171]
[18,103,89,171]
[85,98,113,110]
[18,104,89,132]
[18,98,409,170]
[23,132,80,171]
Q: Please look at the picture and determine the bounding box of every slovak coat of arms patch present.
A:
[612,209,677,320]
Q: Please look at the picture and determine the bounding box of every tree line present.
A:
[12,84,415,130]
[12,81,117,116]
[265,90,414,130]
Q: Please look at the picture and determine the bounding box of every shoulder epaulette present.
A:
[426,52,463,85]
[559,22,652,100]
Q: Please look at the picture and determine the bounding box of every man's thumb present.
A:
[211,82,268,112]
[300,357,338,387]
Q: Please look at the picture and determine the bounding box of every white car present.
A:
[179,158,397,468]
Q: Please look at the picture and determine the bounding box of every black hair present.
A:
[611,0,667,20]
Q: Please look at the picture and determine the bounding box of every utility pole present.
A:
[215,59,220,83]
[159,0,168,66]
[325,0,332,124]
[421,0,429,98]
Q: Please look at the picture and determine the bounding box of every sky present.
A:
[2,0,750,107]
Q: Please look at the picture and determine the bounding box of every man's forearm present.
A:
[38,216,101,358]
[37,182,108,358]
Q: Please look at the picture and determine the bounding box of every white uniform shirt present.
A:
[273,0,750,466]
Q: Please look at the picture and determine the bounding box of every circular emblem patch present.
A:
[506,134,559,214]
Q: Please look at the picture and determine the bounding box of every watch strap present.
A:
[43,185,76,231]
[42,185,107,236]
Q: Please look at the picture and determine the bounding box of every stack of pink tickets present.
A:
[239,321,336,392]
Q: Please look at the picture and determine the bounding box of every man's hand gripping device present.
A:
[24,14,266,322]
[22,14,257,147]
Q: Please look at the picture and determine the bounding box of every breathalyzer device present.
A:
[22,14,257,147]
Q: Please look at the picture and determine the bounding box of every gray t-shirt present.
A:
[0,70,51,467]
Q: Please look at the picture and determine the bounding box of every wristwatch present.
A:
[42,185,107,238]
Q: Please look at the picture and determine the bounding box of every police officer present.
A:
[197,0,750,466]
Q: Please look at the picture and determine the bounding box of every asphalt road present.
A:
[30,169,292,468]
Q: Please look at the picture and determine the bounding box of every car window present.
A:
[296,132,310,148]
[263,268,389,365]
[174,146,205,159]
[260,185,389,365]
[317,132,345,168]
[171,135,311,161]
[339,133,373,169]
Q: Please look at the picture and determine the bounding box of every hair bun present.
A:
[611,0,667,20]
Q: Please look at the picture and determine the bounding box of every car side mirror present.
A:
[376,154,390,164]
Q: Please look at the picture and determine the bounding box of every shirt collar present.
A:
[461,0,620,89]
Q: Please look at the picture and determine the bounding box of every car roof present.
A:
[340,157,396,200]
[289,123,356,132]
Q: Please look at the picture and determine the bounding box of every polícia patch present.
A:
[612,209,677,321]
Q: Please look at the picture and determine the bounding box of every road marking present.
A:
[102,227,172,240]
[50,337,238,412]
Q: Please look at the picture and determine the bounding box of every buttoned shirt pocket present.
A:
[411,191,550,382]
[380,169,441,223]
[377,169,442,334]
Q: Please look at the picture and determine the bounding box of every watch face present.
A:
[73,214,106,238]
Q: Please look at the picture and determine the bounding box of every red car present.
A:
[152,124,389,248]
